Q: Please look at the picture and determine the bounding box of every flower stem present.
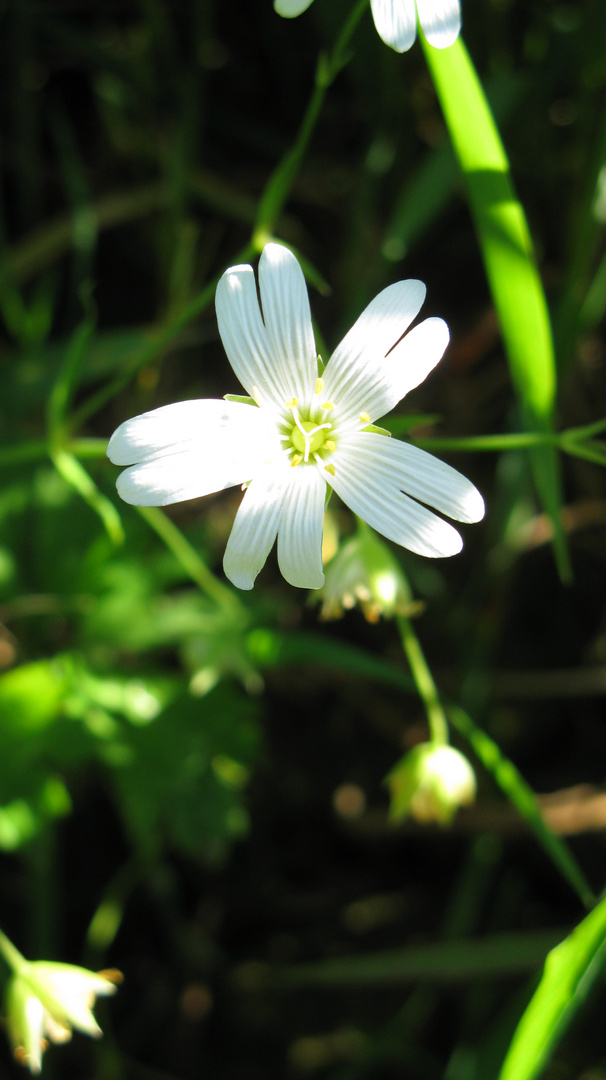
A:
[69,240,256,432]
[0,929,26,974]
[253,0,368,248]
[137,506,243,615]
[396,613,449,746]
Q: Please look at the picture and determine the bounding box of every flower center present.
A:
[290,420,328,457]
[281,400,334,466]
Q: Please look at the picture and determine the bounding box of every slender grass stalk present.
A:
[396,613,448,746]
[137,506,243,615]
[0,930,26,973]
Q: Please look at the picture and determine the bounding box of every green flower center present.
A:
[290,420,328,456]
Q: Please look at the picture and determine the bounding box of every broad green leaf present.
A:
[422,37,569,579]
[110,683,261,863]
[498,895,606,1080]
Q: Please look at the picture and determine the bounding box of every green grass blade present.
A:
[448,707,595,910]
[498,895,606,1080]
[240,929,565,990]
[422,37,570,580]
[50,447,124,546]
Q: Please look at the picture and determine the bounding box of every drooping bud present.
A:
[387,743,476,826]
[5,960,122,1074]
[315,523,422,623]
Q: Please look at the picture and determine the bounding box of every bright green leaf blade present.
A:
[422,37,570,580]
[448,707,595,910]
[498,895,606,1080]
[421,38,555,420]
[50,447,124,546]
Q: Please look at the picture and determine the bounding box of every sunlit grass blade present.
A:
[422,37,570,580]
[50,447,124,546]
[448,706,595,910]
[498,894,606,1080]
[383,69,525,263]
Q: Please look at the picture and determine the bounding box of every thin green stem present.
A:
[0,929,27,973]
[137,506,243,615]
[396,614,448,745]
[0,438,107,469]
[412,432,557,452]
[253,0,368,248]
[69,241,255,432]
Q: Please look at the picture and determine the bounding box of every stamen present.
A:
[323,439,336,452]
[321,401,335,411]
[315,378,324,395]
[286,397,298,408]
[290,454,302,467]
[359,411,371,424]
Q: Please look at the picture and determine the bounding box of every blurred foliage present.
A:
[0,0,605,1078]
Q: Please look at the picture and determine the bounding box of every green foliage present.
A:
[499,895,606,1080]
[0,0,605,1076]
[111,683,260,863]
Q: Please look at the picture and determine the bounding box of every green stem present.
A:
[69,241,256,432]
[0,929,27,973]
[396,614,448,745]
[137,506,243,615]
[253,0,368,247]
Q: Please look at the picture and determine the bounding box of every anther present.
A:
[324,463,336,477]
[286,397,298,409]
[321,401,335,411]
[359,411,371,424]
[315,378,324,395]
[323,439,336,452]
[290,454,302,467]
[252,386,263,406]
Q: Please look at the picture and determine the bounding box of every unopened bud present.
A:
[387,743,476,826]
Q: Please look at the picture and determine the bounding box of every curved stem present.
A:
[0,929,27,973]
[396,613,448,746]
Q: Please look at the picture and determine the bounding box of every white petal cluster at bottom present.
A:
[108,243,484,591]
[273,0,462,52]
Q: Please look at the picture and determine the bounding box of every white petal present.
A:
[223,467,286,590]
[107,400,269,465]
[259,244,317,403]
[274,0,315,15]
[108,400,278,506]
[375,316,450,419]
[370,0,418,52]
[115,453,241,507]
[277,465,326,589]
[321,437,465,557]
[215,264,290,410]
[338,431,485,523]
[324,282,442,425]
[416,0,461,48]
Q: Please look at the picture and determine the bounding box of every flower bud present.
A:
[315,524,422,623]
[387,743,476,826]
[5,961,122,1074]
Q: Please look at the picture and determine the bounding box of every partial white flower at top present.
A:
[274,0,461,52]
[108,243,484,591]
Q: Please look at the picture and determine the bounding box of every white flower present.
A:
[5,961,122,1074]
[274,0,461,51]
[108,244,484,591]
